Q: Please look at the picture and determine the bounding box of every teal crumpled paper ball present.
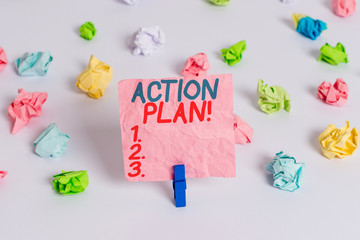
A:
[15,51,53,76]
[266,151,304,192]
[296,17,327,40]
[34,123,70,158]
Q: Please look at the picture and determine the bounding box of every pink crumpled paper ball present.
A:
[181,53,210,77]
[318,78,348,106]
[0,171,7,179]
[234,114,253,144]
[332,0,356,17]
[8,89,48,134]
[0,47,8,71]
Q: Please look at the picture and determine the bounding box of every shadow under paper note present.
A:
[309,130,323,156]
[306,85,318,99]
[309,48,319,60]
[84,124,125,182]
[280,17,294,31]
[322,0,332,12]
[125,33,136,53]
[259,154,275,187]
[156,181,174,205]
[68,58,89,94]
[239,87,262,113]
[175,57,185,76]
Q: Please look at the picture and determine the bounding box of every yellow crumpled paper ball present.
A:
[318,121,359,159]
[76,55,113,99]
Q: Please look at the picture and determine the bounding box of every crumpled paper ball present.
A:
[221,40,247,66]
[52,170,89,195]
[0,47,8,71]
[181,53,210,77]
[318,78,348,106]
[123,0,139,5]
[8,89,48,134]
[318,121,359,159]
[318,42,348,65]
[257,79,291,114]
[133,26,166,56]
[292,13,327,40]
[0,171,7,179]
[76,55,113,99]
[233,114,253,144]
[266,151,304,192]
[209,0,230,6]
[332,0,356,17]
[15,51,53,76]
[34,123,70,158]
[79,22,96,40]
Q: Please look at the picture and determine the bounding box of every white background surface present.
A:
[1,0,360,239]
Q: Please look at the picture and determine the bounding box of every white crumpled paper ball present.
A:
[123,0,140,5]
[133,26,166,56]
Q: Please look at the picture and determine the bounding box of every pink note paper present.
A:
[118,74,235,181]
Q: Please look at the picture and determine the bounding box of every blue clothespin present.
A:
[173,164,186,208]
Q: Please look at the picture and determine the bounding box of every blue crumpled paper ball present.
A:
[34,123,70,158]
[266,151,304,192]
[15,51,53,76]
[296,17,327,40]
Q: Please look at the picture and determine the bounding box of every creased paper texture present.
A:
[292,13,327,40]
[318,121,359,159]
[8,89,48,134]
[0,171,7,179]
[318,42,348,65]
[76,55,113,99]
[123,0,139,5]
[15,51,53,76]
[257,79,291,114]
[118,74,235,181]
[133,26,165,56]
[79,22,96,40]
[34,123,70,158]
[210,0,230,6]
[332,0,356,17]
[0,47,8,71]
[52,170,89,195]
[181,53,210,77]
[266,151,304,192]
[221,40,246,66]
[233,114,253,144]
[318,78,348,106]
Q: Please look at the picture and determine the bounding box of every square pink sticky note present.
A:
[118,74,235,181]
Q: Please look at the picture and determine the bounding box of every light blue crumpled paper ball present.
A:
[34,123,70,158]
[266,151,304,192]
[15,51,53,76]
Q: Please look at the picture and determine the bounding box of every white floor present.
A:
[1,0,360,239]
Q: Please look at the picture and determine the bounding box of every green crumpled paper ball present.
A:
[257,79,291,114]
[52,170,89,195]
[79,22,97,40]
[221,40,246,66]
[318,42,348,65]
[210,0,230,6]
